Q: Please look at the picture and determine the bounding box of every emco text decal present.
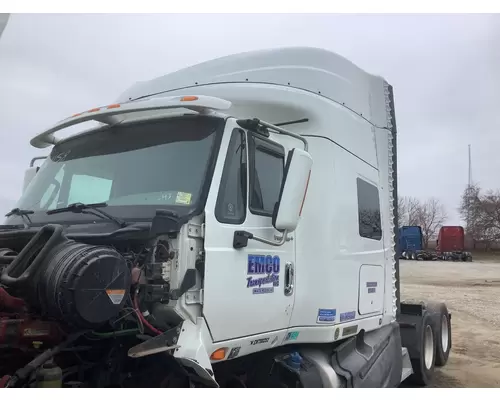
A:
[247,255,280,294]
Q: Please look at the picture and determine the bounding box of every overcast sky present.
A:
[0,13,499,224]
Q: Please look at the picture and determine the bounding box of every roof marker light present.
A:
[107,104,121,109]
[88,108,101,113]
[180,96,199,102]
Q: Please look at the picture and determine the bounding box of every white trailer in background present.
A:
[2,47,452,388]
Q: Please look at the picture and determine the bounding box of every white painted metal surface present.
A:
[0,13,9,41]
[24,47,401,382]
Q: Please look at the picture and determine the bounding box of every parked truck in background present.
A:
[437,226,472,261]
[0,47,452,388]
[400,225,471,262]
[398,226,424,260]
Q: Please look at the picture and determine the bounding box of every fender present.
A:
[174,318,219,387]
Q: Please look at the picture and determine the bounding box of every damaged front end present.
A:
[0,213,215,388]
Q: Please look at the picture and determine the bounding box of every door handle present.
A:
[284,262,294,296]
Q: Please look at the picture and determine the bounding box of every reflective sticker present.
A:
[175,192,192,205]
[340,311,356,322]
[106,289,125,305]
[285,331,300,341]
[342,325,358,337]
[317,308,336,324]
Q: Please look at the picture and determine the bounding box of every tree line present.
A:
[397,184,500,251]
[459,184,500,250]
[398,196,447,248]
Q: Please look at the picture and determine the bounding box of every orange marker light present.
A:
[88,108,101,113]
[71,113,82,118]
[180,96,199,102]
[210,348,227,361]
[107,104,120,109]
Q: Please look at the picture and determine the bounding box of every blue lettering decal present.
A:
[247,255,256,274]
[253,287,274,294]
[340,311,356,322]
[366,282,378,288]
[273,256,280,273]
[265,255,273,274]
[317,308,336,324]
[368,288,376,294]
[247,255,281,294]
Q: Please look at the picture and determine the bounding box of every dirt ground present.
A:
[400,257,500,388]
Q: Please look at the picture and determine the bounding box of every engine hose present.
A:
[133,295,162,336]
[5,330,88,387]
[90,329,139,338]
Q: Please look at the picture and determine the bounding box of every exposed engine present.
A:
[0,223,186,388]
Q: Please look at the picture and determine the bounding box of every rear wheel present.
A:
[426,302,452,367]
[408,313,436,386]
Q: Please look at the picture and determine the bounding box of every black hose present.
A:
[6,330,89,387]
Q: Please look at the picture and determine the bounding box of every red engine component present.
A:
[0,287,25,311]
[0,316,62,347]
[0,375,10,388]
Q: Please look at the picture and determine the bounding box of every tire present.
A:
[425,302,452,367]
[408,312,436,386]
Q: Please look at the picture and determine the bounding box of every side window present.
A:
[67,174,113,205]
[249,136,284,216]
[215,129,247,224]
[357,178,382,240]
[40,166,64,210]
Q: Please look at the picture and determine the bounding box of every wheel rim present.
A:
[441,314,449,353]
[424,325,434,370]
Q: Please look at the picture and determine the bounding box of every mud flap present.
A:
[174,318,219,388]
[330,322,403,388]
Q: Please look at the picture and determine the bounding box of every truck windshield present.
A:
[13,115,224,225]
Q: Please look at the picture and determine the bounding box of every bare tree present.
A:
[398,196,421,227]
[415,198,448,248]
[459,184,500,250]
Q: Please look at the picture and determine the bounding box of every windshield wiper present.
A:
[5,208,34,227]
[47,202,128,228]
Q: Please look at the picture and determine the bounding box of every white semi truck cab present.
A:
[0,47,451,388]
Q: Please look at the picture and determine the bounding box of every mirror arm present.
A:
[233,230,289,249]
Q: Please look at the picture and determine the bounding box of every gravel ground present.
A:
[400,258,500,388]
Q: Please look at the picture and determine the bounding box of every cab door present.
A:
[203,122,295,342]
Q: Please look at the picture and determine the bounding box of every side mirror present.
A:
[22,156,47,194]
[22,167,38,194]
[233,148,313,250]
[272,148,313,233]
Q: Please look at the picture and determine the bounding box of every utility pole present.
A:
[468,144,473,188]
